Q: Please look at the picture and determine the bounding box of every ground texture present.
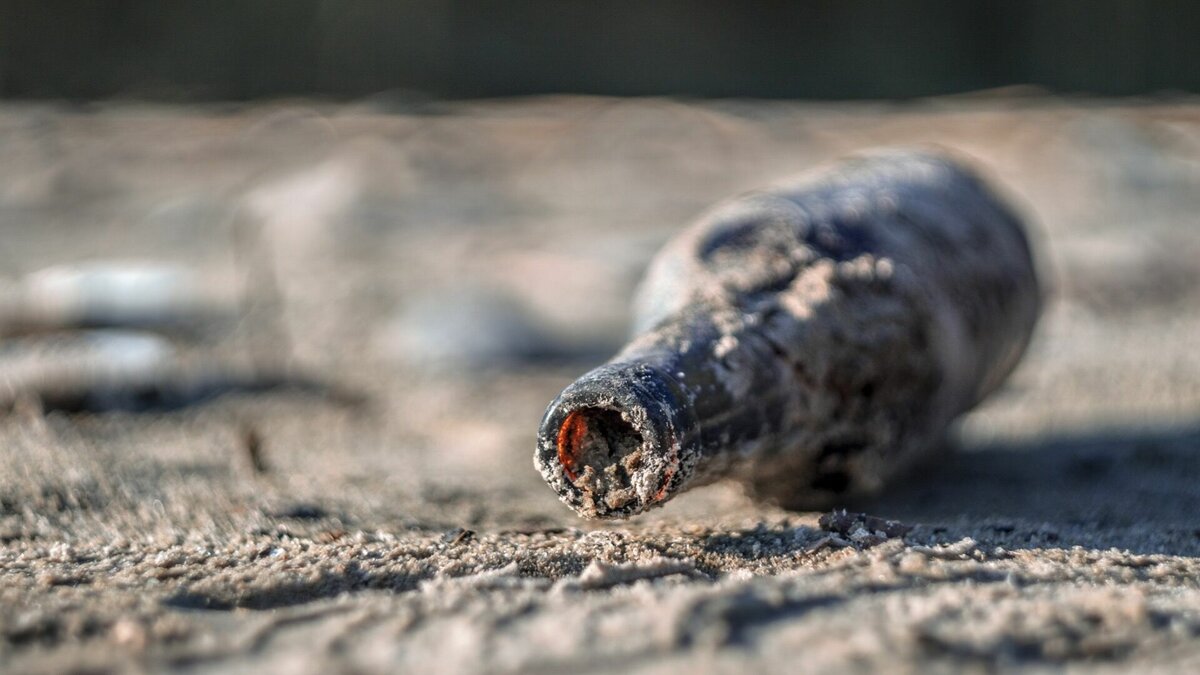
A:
[1,96,1199,673]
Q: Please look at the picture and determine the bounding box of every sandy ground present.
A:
[1,96,1199,673]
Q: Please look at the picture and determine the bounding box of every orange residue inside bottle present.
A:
[556,410,589,482]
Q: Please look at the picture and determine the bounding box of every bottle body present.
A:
[536,151,1041,519]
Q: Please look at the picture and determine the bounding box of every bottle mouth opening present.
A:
[536,362,697,519]
[556,406,648,513]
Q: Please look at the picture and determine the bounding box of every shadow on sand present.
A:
[698,423,1200,560]
[865,423,1200,556]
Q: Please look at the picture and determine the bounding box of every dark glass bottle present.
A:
[536,151,1042,519]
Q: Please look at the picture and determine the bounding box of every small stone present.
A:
[111,618,148,650]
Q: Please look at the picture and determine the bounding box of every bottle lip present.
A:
[535,360,699,519]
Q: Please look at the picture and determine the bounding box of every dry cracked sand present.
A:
[1,96,1199,673]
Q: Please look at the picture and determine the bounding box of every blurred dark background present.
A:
[2,0,1199,101]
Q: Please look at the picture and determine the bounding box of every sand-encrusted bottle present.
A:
[535,150,1042,519]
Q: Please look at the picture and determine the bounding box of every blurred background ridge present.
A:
[3,1,1200,101]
